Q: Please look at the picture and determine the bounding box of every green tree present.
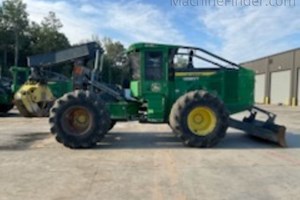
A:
[29,11,70,54]
[102,37,126,84]
[41,11,62,31]
[1,0,28,66]
[0,6,13,74]
[102,37,125,60]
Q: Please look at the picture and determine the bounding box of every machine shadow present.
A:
[0,108,23,118]
[97,132,185,149]
[95,131,300,150]
[0,112,20,118]
[217,131,300,149]
[0,132,50,151]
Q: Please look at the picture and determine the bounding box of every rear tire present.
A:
[169,90,229,147]
[49,90,111,148]
[0,104,14,113]
[109,120,116,131]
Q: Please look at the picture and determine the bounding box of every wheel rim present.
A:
[187,106,217,136]
[62,106,92,135]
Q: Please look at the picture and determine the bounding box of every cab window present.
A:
[171,48,219,69]
[145,51,163,80]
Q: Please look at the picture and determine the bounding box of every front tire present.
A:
[169,90,229,147]
[49,90,111,148]
[0,104,14,113]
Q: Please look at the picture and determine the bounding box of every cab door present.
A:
[142,49,168,122]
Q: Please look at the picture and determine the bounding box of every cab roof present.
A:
[127,42,185,52]
[127,42,241,69]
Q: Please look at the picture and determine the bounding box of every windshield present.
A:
[170,47,239,70]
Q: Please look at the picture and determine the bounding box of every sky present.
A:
[2,0,300,62]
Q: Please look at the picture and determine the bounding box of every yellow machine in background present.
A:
[14,82,55,117]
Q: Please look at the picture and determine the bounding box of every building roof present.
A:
[241,47,300,64]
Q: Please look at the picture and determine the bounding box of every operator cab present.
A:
[126,43,239,85]
[123,43,241,122]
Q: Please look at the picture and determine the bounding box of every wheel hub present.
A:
[63,107,92,135]
[77,114,88,124]
[194,115,203,123]
[187,107,217,136]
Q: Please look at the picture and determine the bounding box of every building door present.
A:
[271,70,291,105]
[298,69,300,106]
[255,74,265,104]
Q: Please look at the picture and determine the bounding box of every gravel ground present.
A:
[0,105,299,200]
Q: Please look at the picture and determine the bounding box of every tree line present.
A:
[0,0,125,85]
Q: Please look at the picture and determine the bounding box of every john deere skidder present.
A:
[49,43,286,148]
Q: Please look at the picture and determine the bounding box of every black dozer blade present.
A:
[229,106,287,147]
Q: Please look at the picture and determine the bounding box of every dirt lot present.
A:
[0,105,300,200]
